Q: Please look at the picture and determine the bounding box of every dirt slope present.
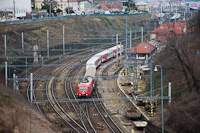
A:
[0,83,62,133]
[0,15,150,132]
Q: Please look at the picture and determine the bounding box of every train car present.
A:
[86,53,101,70]
[99,44,123,63]
[100,50,113,62]
[78,44,123,97]
[109,45,123,57]
[78,67,96,97]
[170,13,181,21]
[86,45,123,69]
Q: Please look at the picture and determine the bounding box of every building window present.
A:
[61,4,63,8]
[61,0,63,2]
[58,4,59,7]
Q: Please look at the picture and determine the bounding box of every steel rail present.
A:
[51,62,89,132]
[47,50,100,132]
[46,68,85,132]
[94,87,123,133]
[45,52,96,132]
[67,65,97,133]
[101,62,129,110]
[91,95,116,133]
[25,49,93,132]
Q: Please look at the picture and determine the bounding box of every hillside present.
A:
[0,15,149,132]
[0,83,62,133]
[152,12,200,133]
[0,13,199,133]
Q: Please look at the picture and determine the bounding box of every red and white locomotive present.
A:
[77,44,123,97]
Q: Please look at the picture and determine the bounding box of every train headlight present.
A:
[86,94,88,96]
[79,94,81,96]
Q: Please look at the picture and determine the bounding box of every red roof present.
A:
[99,3,110,10]
[150,22,191,35]
[156,35,168,43]
[105,2,123,8]
[150,22,193,43]
[128,42,157,54]
[69,0,77,2]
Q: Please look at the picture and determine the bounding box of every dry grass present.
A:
[0,84,61,133]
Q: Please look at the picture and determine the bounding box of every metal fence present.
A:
[0,12,146,25]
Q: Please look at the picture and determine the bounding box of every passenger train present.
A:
[77,44,123,97]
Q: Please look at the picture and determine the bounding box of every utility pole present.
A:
[47,30,49,57]
[168,82,171,104]
[13,0,15,18]
[130,30,132,50]
[82,18,84,38]
[49,0,52,16]
[5,62,7,87]
[22,32,24,53]
[68,0,69,15]
[169,2,171,22]
[135,16,137,38]
[116,34,118,61]
[104,0,105,14]
[125,15,128,69]
[141,27,143,43]
[30,73,33,103]
[13,73,16,90]
[63,26,65,55]
[4,35,7,57]
[160,4,162,26]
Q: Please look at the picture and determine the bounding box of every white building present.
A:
[0,0,31,18]
[79,1,91,14]
[69,0,78,12]
[135,1,149,12]
[35,0,78,13]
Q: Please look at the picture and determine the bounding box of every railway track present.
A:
[42,57,124,132]
[92,88,123,133]
[65,64,97,132]
[101,60,130,110]
[30,50,119,132]
[101,63,127,108]
[48,57,99,132]
[46,63,87,132]
[16,34,149,132]
[23,51,92,132]
[64,58,124,132]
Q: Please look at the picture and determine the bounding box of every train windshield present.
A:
[79,87,88,91]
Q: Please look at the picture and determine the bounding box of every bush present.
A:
[56,8,62,13]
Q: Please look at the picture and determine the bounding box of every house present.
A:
[0,0,31,19]
[57,0,69,12]
[150,22,191,43]
[79,1,91,14]
[99,3,110,11]
[35,0,44,10]
[35,0,78,13]
[135,1,149,12]
[102,2,123,13]
[68,0,78,12]
[149,39,165,53]
[127,41,157,60]
[35,0,68,12]
[98,3,110,14]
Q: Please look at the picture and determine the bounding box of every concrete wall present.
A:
[0,0,32,12]
[0,0,31,18]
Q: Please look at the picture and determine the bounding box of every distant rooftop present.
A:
[128,41,157,54]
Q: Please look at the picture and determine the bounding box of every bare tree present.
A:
[153,14,200,93]
[42,0,58,14]
[165,33,200,93]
